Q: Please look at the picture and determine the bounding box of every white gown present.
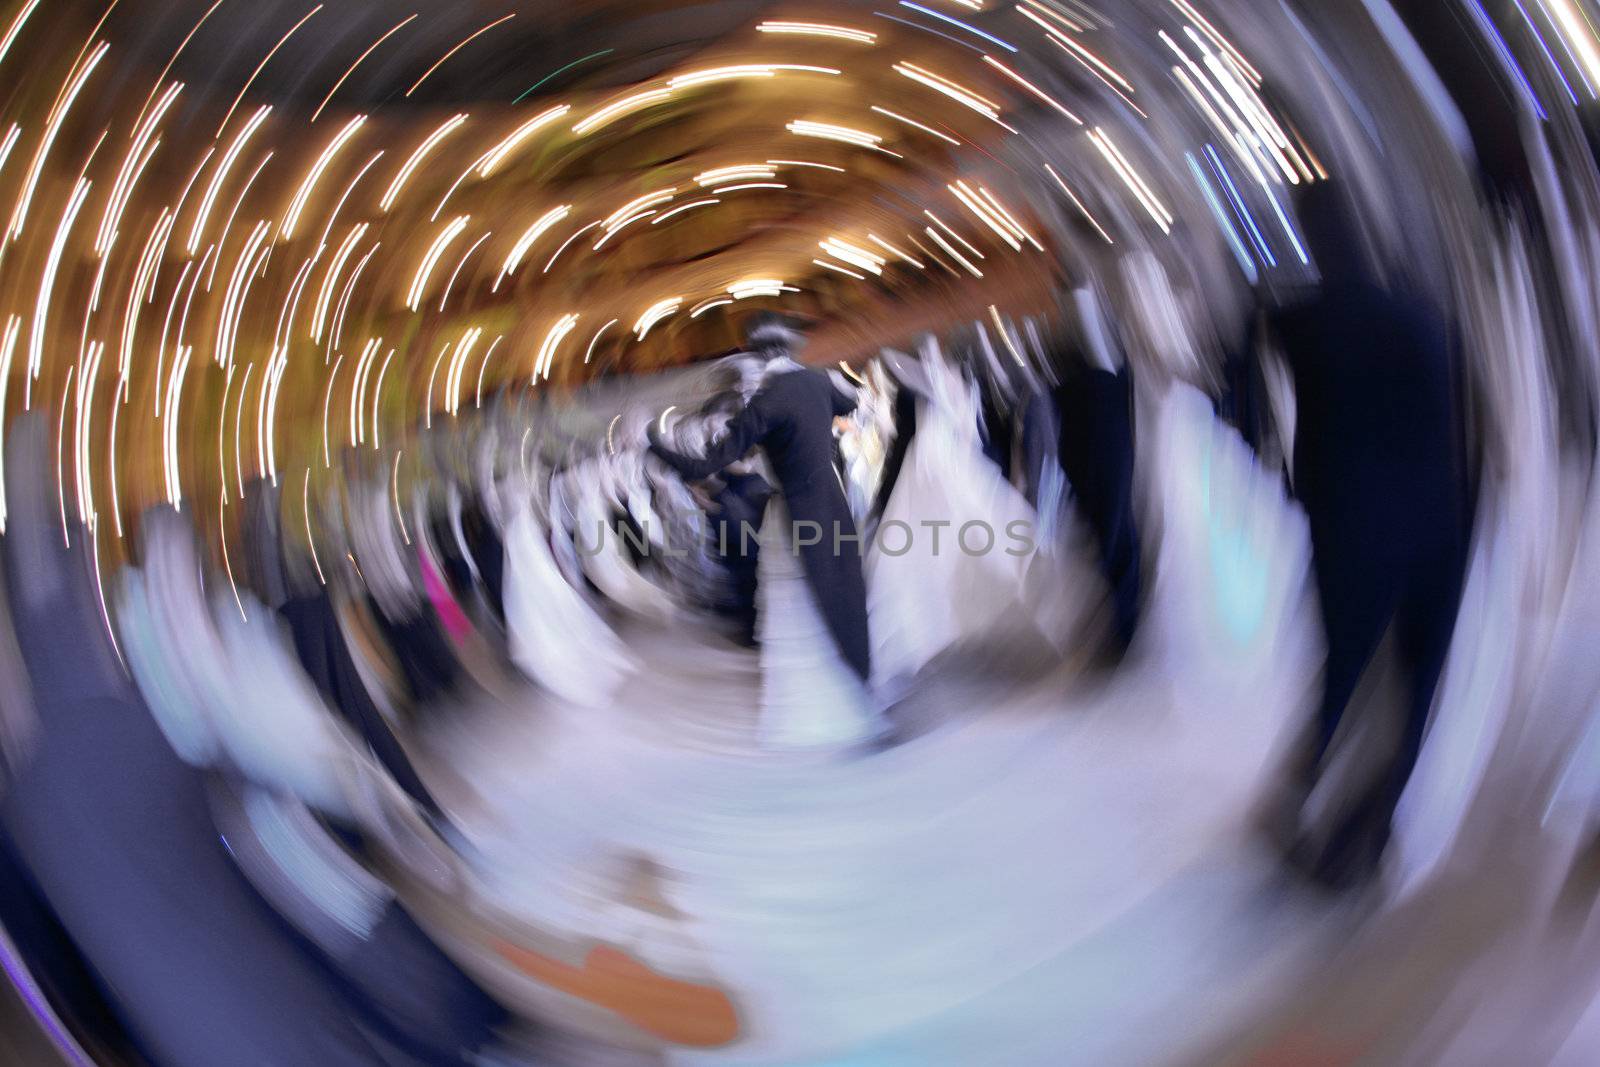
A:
[865,351,1054,690]
[755,493,885,751]
[503,495,637,707]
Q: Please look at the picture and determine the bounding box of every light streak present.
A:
[533,315,577,380]
[312,12,416,122]
[634,298,681,340]
[690,298,732,318]
[392,451,408,544]
[380,114,467,211]
[282,115,365,238]
[304,469,325,584]
[813,258,865,280]
[924,226,985,276]
[8,41,107,240]
[0,316,19,531]
[218,4,321,137]
[1044,163,1113,243]
[406,12,516,97]
[320,353,344,466]
[370,348,395,448]
[713,182,787,193]
[544,220,600,272]
[28,178,92,410]
[899,1,1018,51]
[867,233,924,267]
[584,319,619,363]
[981,54,1083,123]
[406,215,469,310]
[475,335,503,407]
[924,209,986,259]
[1090,127,1173,232]
[757,21,877,44]
[478,104,571,176]
[572,88,675,135]
[439,230,491,311]
[871,105,961,144]
[496,205,571,289]
[651,198,719,224]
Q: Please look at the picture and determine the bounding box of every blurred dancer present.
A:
[1052,287,1143,654]
[649,315,884,750]
[1266,180,1473,887]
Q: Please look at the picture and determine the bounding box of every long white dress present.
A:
[503,493,637,707]
[865,349,1055,690]
[755,492,886,751]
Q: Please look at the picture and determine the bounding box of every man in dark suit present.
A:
[650,316,871,684]
[1051,290,1143,655]
[1265,180,1473,887]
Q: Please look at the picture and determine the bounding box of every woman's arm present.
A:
[648,401,766,481]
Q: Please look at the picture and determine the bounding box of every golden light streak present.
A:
[129,0,222,138]
[233,362,252,498]
[0,124,21,179]
[496,205,571,289]
[712,182,787,193]
[478,104,571,176]
[767,158,847,172]
[544,220,600,272]
[572,88,675,135]
[695,164,778,186]
[923,209,986,260]
[407,215,469,310]
[314,149,384,255]
[56,367,73,546]
[989,305,1027,365]
[893,61,1007,124]
[820,237,886,274]
[392,451,409,544]
[312,12,417,122]
[924,226,985,277]
[579,320,618,366]
[980,54,1083,123]
[406,13,516,97]
[651,198,719,224]
[8,41,107,240]
[163,342,196,510]
[424,342,449,428]
[381,113,467,211]
[1089,126,1172,232]
[871,105,961,145]
[0,316,21,532]
[634,298,681,340]
[909,231,961,277]
[592,209,656,250]
[669,65,777,88]
[218,4,322,138]
[313,224,366,342]
[950,182,1021,250]
[532,315,577,381]
[349,337,381,445]
[757,21,877,44]
[813,258,865,280]
[220,489,247,620]
[191,106,270,254]
[867,232,925,267]
[475,335,503,407]
[0,0,43,74]
[1044,162,1113,243]
[787,120,887,150]
[370,348,395,448]
[303,469,325,584]
[99,82,180,255]
[439,231,491,311]
[690,298,733,318]
[447,327,484,412]
[604,189,678,229]
[282,115,366,238]
[27,178,92,410]
[433,147,501,222]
